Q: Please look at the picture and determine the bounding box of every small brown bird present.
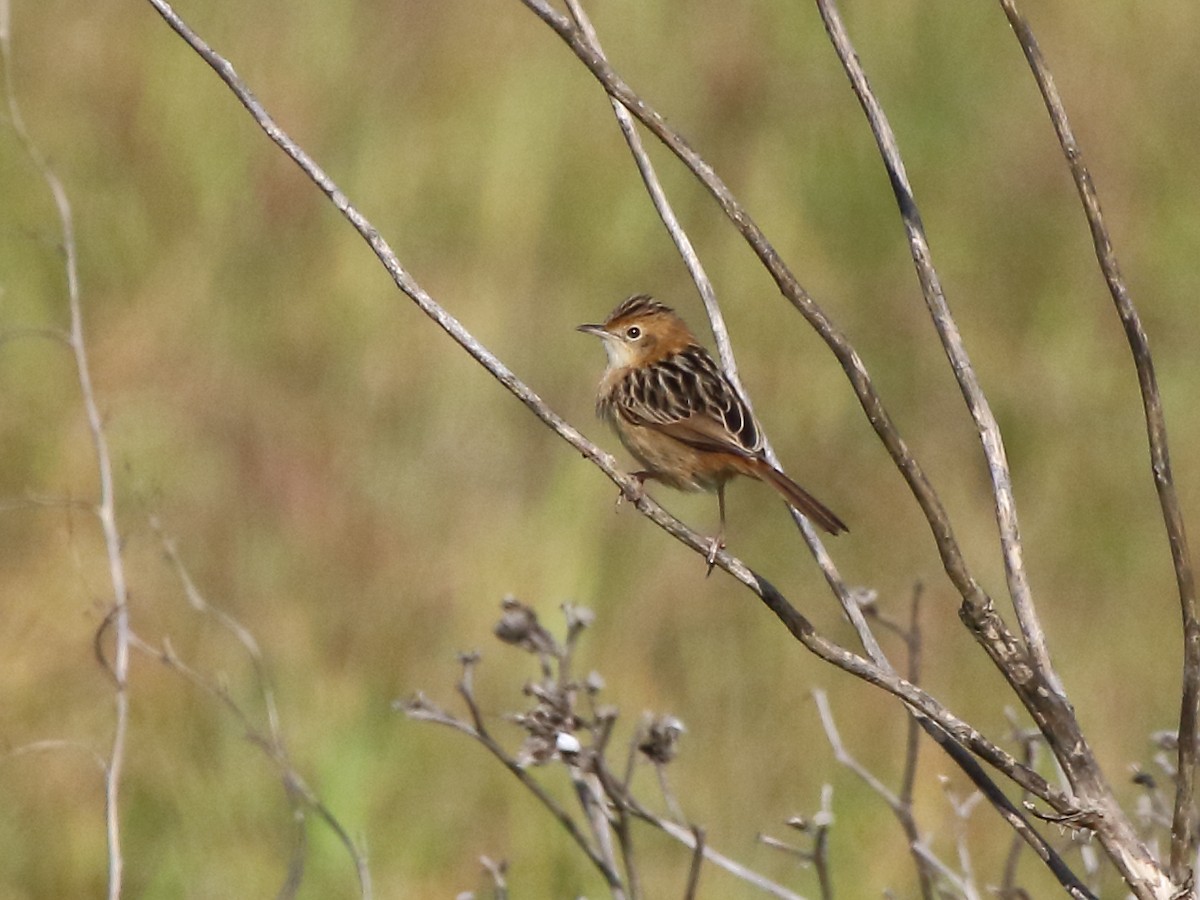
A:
[579,294,846,564]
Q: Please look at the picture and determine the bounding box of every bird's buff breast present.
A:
[598,397,727,493]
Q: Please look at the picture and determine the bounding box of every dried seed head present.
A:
[639,714,686,764]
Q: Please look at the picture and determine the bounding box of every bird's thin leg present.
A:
[616,470,653,508]
[706,484,727,574]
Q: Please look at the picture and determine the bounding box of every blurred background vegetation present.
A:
[2,0,1198,896]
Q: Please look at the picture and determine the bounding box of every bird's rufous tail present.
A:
[749,460,848,535]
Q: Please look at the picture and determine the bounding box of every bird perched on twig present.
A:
[579,294,846,568]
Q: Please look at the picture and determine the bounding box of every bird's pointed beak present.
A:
[576,323,606,337]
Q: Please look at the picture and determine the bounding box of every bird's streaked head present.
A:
[577,294,697,369]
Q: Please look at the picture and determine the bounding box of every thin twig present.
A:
[1,10,132,897]
[148,520,372,897]
[0,492,93,515]
[480,856,508,900]
[560,1,726,367]
[683,825,705,900]
[440,663,627,892]
[912,844,974,900]
[649,817,806,900]
[132,631,374,898]
[571,766,628,900]
[940,781,984,900]
[997,1,1199,883]
[814,689,903,811]
[609,779,641,900]
[151,517,284,738]
[897,587,936,900]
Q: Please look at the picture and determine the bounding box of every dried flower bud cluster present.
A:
[492,598,685,776]
[494,595,560,657]
[637,714,686,765]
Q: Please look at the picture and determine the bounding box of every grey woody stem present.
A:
[998,0,1200,885]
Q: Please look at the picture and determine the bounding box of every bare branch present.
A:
[560,0,724,366]
[0,10,132,896]
[479,856,508,900]
[438,665,627,892]
[564,757,628,900]
[2,738,107,773]
[816,686,1092,899]
[683,825,705,900]
[509,12,1100,848]
[131,629,373,898]
[997,1,1199,883]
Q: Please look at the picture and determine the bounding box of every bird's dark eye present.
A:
[625,326,642,340]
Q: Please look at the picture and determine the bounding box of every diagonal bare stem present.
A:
[1,8,132,898]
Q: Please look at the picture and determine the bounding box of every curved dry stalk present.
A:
[1,9,132,898]
[560,1,725,366]
[131,629,373,899]
[408,663,629,894]
[2,739,108,773]
[997,1,1199,883]
[151,517,285,738]
[589,764,806,900]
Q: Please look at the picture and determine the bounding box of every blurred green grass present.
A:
[2,0,1199,895]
